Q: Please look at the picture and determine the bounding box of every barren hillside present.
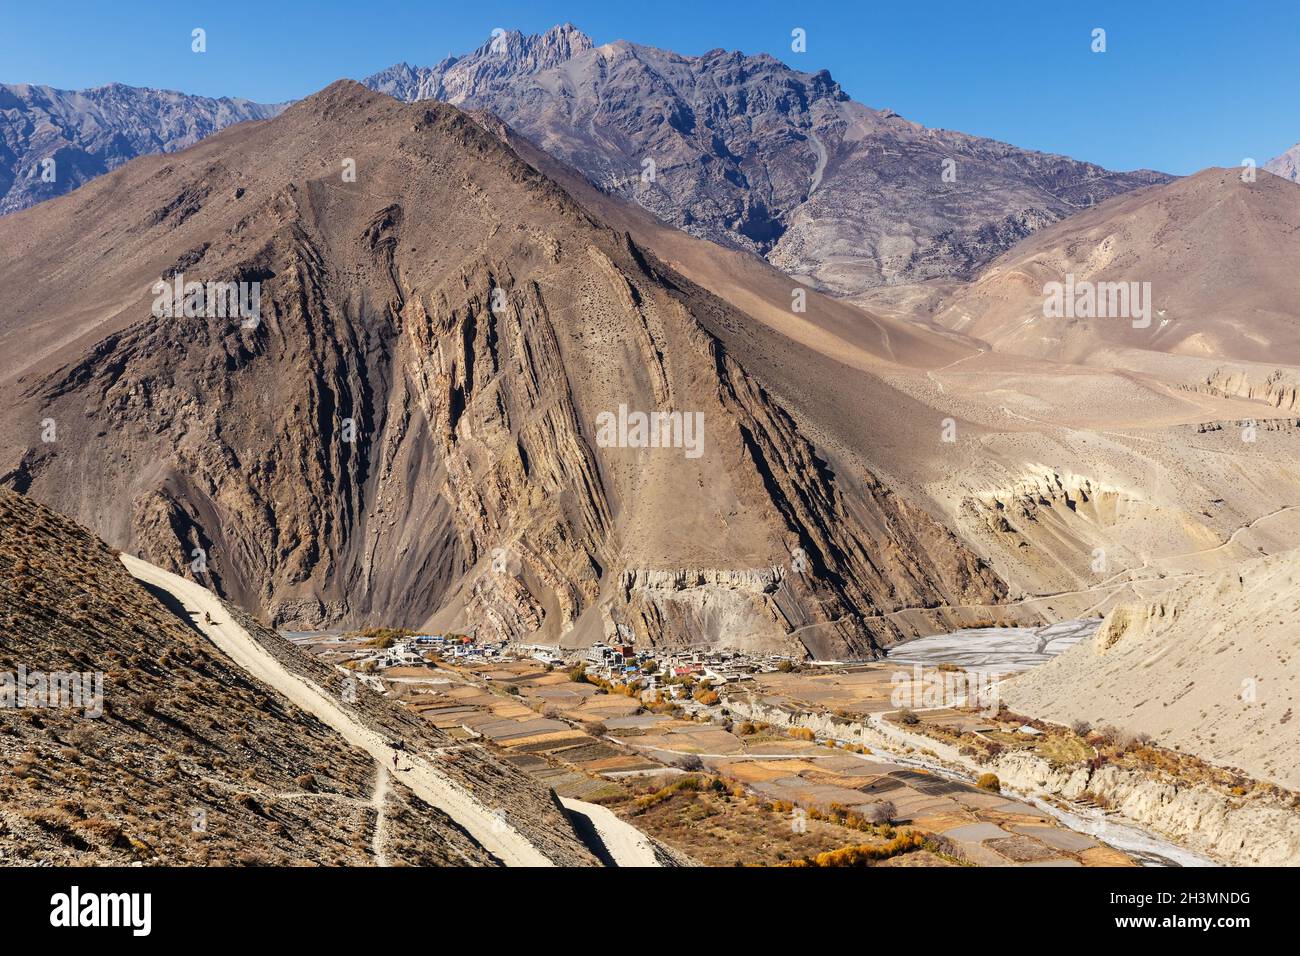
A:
[1001,549,1300,789]
[0,488,593,865]
[929,169,1300,367]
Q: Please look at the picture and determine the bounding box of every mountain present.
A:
[0,81,283,214]
[0,488,595,865]
[365,23,595,103]
[929,168,1300,366]
[1,25,1166,297]
[1264,143,1300,182]
[0,80,1007,660]
[363,24,1170,296]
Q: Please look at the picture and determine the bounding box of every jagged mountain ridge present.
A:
[365,24,595,103]
[364,24,1170,295]
[0,81,284,213]
[2,25,1167,298]
[0,80,1005,659]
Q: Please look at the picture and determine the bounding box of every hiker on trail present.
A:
[392,752,399,771]
[204,611,212,625]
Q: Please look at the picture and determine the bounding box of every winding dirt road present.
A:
[121,553,554,867]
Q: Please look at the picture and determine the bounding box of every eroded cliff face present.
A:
[1,82,1005,659]
[1187,368,1300,413]
[956,467,1228,598]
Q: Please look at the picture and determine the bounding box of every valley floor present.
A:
[346,638,1211,867]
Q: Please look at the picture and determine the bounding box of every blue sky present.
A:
[1,0,1296,174]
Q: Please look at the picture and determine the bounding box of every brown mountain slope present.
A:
[1001,547,1300,790]
[0,81,1004,659]
[470,108,1300,632]
[0,488,594,865]
[930,169,1300,367]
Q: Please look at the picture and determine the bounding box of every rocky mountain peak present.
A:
[1264,142,1300,183]
[361,27,1166,293]
[365,23,594,105]
[470,22,593,72]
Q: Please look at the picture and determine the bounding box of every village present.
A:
[287,626,802,701]
[279,624,1155,867]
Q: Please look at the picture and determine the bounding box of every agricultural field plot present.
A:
[591,776,957,868]
[747,666,903,715]
[384,659,668,787]
[284,631,380,666]
[317,649,1136,867]
[612,714,1129,867]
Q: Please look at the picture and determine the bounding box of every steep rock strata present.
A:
[1,82,1005,659]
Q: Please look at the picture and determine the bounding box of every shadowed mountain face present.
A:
[364,24,1170,295]
[0,82,284,214]
[0,81,1005,660]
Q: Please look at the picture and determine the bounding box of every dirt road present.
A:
[559,797,661,867]
[370,764,390,867]
[120,553,555,867]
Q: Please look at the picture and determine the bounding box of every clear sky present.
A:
[1,0,1296,175]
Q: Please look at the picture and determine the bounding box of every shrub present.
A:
[1094,724,1121,745]
[897,708,920,726]
[352,627,416,648]
[782,831,925,867]
[632,773,718,809]
[860,800,896,824]
[976,773,1001,793]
